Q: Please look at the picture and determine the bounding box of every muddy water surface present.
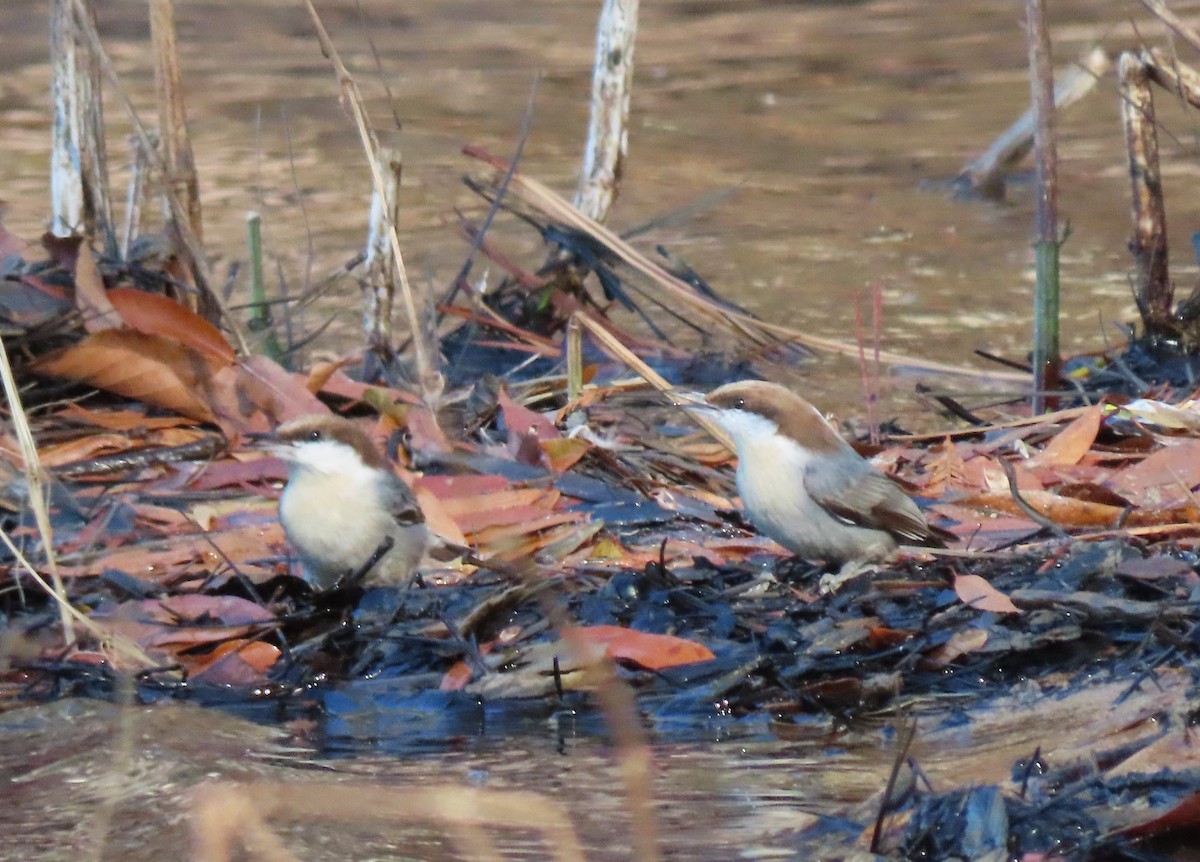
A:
[4,0,1196,412]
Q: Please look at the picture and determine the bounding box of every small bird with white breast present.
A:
[269,414,429,591]
[687,381,945,574]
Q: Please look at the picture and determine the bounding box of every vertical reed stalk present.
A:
[150,0,210,316]
[50,0,115,253]
[574,0,639,224]
[1026,0,1061,412]
[1119,52,1172,336]
[364,147,403,355]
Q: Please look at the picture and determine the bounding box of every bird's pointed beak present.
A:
[669,389,711,410]
[244,430,295,462]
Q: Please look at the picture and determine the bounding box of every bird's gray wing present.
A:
[384,476,426,527]
[804,464,936,545]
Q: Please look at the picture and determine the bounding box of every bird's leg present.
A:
[341,535,396,588]
[817,559,878,595]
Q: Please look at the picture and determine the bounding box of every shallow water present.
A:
[4,0,1196,416]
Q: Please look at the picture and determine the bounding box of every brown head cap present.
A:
[705,381,848,455]
[275,414,388,469]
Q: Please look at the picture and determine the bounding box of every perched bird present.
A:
[270,414,429,590]
[691,381,944,566]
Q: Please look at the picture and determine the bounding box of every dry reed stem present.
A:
[1144,47,1200,107]
[468,149,1030,383]
[192,781,589,862]
[301,0,443,404]
[574,0,639,223]
[364,146,403,352]
[66,0,249,353]
[50,0,115,251]
[149,0,208,315]
[1138,0,1200,55]
[574,311,732,450]
[1119,52,1172,332]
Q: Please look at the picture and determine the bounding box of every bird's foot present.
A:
[817,560,878,595]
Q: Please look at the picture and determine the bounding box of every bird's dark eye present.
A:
[307,429,322,441]
[733,398,745,410]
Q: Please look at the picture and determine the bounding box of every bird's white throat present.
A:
[709,408,782,452]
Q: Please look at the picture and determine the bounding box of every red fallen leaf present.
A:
[405,404,452,454]
[954,574,1020,614]
[107,287,236,366]
[183,455,288,491]
[1116,791,1200,840]
[960,489,1123,528]
[498,385,559,465]
[416,474,510,499]
[562,625,715,671]
[31,329,221,421]
[190,640,281,686]
[1054,482,1131,509]
[1030,402,1104,467]
[210,355,329,436]
[1114,556,1196,581]
[148,594,276,626]
[1109,438,1200,507]
[440,641,495,691]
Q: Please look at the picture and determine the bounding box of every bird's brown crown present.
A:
[705,381,846,454]
[275,414,388,469]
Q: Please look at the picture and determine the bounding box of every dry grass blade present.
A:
[0,336,74,641]
[301,0,443,403]
[574,311,732,451]
[467,148,1030,382]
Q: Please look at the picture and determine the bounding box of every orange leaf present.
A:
[440,659,474,691]
[961,490,1122,528]
[953,574,1020,614]
[31,329,221,420]
[1031,402,1103,467]
[562,625,715,671]
[541,437,590,473]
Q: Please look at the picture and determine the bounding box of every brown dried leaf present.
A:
[210,355,329,436]
[31,329,221,421]
[954,573,1020,613]
[108,288,236,365]
[43,233,121,332]
[962,489,1123,528]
